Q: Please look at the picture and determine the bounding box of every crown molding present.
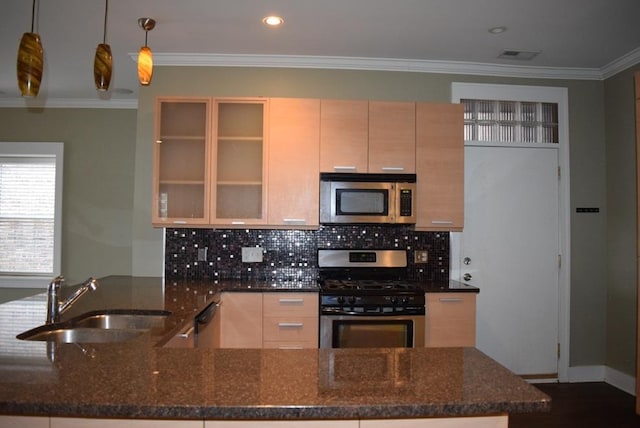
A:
[4,52,640,109]
[133,52,605,81]
[0,97,137,109]
[600,46,640,79]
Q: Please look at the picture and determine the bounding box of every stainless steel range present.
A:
[318,249,425,348]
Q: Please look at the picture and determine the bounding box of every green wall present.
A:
[604,65,639,376]
[0,108,137,287]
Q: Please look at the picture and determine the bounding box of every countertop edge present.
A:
[0,400,550,420]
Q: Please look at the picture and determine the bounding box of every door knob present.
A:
[463,273,472,281]
[463,257,471,265]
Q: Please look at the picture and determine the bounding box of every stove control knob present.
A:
[348,296,356,306]
[337,296,345,306]
[390,296,398,305]
[401,297,409,305]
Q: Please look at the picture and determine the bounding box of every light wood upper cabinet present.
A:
[320,100,415,174]
[152,97,464,232]
[320,99,369,173]
[212,99,268,226]
[268,98,320,227]
[152,97,268,227]
[415,103,464,231]
[368,101,416,173]
[152,98,211,226]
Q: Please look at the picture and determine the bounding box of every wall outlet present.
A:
[197,247,208,262]
[241,247,263,263]
[414,250,428,264]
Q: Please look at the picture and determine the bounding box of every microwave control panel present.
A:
[399,188,413,217]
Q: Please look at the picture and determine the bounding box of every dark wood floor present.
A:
[509,382,640,428]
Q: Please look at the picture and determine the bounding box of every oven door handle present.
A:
[321,308,425,316]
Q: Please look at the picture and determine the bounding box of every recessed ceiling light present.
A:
[262,15,284,27]
[489,26,507,34]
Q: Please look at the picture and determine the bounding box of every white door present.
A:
[459,145,560,376]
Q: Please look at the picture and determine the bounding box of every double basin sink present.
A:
[16,310,171,344]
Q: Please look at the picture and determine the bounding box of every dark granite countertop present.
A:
[0,276,542,421]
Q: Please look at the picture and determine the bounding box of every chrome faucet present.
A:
[46,275,99,324]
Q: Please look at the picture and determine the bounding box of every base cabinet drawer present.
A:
[425,293,477,347]
[262,316,318,344]
[263,293,318,316]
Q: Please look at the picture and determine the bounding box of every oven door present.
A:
[320,314,425,348]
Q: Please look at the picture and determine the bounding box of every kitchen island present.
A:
[0,276,548,426]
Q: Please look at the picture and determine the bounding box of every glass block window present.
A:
[462,99,558,144]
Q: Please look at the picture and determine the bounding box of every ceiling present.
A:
[2,0,640,107]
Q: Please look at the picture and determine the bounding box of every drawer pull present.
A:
[381,166,405,171]
[278,345,303,350]
[279,298,304,304]
[178,326,195,338]
[439,297,464,303]
[333,166,357,171]
[283,218,306,224]
[278,322,304,328]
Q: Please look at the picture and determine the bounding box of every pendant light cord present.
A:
[102,0,109,44]
[30,0,37,33]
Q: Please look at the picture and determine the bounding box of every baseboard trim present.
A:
[567,365,636,396]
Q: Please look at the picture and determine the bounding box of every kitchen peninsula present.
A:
[0,276,549,427]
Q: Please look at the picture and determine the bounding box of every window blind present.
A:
[0,156,56,275]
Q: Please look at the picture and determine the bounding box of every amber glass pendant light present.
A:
[94,0,112,92]
[137,18,156,86]
[17,0,44,97]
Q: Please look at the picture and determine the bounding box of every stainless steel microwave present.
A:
[319,173,416,224]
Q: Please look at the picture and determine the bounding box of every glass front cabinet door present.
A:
[212,99,268,225]
[152,98,210,226]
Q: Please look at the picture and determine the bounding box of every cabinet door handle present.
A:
[439,297,464,303]
[431,220,454,225]
[381,167,405,172]
[278,345,304,350]
[283,218,306,224]
[278,322,304,328]
[231,221,245,225]
[173,220,187,224]
[279,298,304,304]
[178,326,195,338]
[333,166,357,172]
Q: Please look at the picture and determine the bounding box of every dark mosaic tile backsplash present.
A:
[165,226,449,282]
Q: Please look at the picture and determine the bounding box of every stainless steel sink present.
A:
[17,310,171,343]
[74,313,169,330]
[18,327,145,343]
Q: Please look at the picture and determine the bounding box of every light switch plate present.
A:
[242,247,263,263]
